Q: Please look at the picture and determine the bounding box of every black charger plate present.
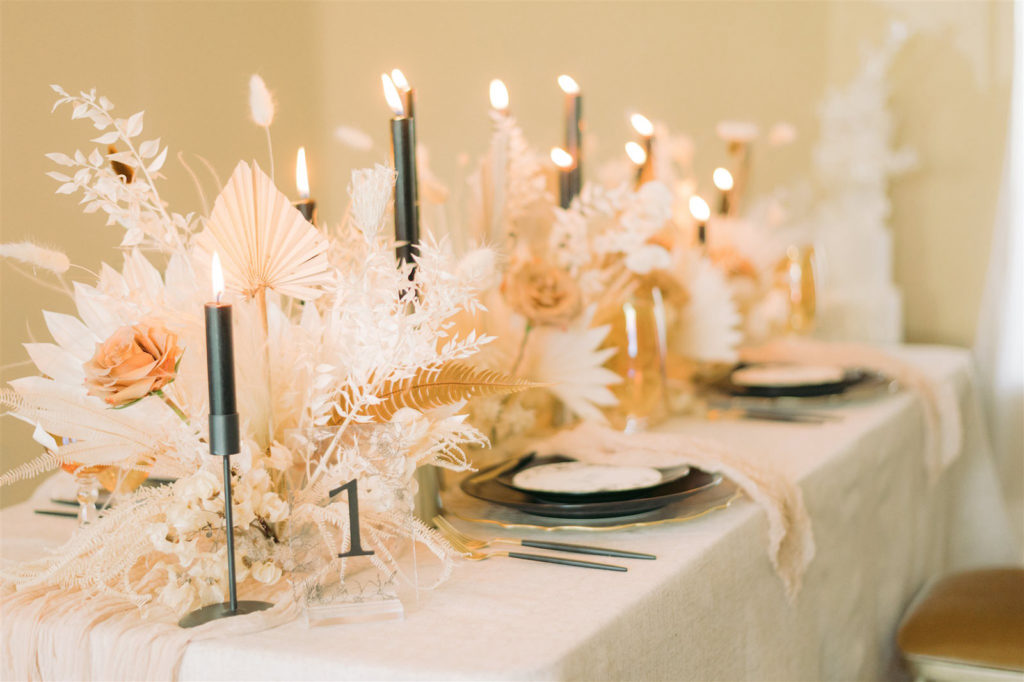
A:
[717,364,872,398]
[461,454,721,519]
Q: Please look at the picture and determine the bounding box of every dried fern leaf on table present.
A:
[338,361,543,423]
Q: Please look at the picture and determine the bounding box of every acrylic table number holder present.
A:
[287,477,411,627]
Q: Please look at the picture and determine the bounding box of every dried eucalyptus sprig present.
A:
[47,85,194,252]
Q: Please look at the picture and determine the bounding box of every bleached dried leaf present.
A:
[147,147,168,174]
[123,111,144,138]
[196,161,331,299]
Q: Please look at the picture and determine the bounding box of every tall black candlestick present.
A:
[391,116,419,266]
[180,291,272,628]
[559,171,573,210]
[294,200,317,225]
[636,136,655,187]
[564,92,582,202]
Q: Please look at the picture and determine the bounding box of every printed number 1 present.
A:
[328,479,375,559]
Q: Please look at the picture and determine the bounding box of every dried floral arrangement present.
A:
[0,81,521,616]
[455,111,784,442]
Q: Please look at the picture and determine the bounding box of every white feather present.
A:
[334,125,374,150]
[248,74,275,127]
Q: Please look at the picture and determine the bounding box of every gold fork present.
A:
[434,517,627,572]
[434,515,654,561]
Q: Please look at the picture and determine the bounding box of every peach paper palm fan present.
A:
[197,161,331,300]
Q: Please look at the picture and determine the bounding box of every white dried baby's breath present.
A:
[0,242,71,274]
[248,74,275,128]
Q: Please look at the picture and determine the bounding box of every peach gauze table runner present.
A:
[1,346,1016,681]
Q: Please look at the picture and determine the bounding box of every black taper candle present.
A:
[294,200,317,226]
[204,303,240,456]
[204,298,240,613]
[391,116,419,266]
[180,267,273,627]
[564,93,582,201]
[559,169,573,210]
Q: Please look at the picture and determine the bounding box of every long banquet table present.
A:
[1,346,1018,681]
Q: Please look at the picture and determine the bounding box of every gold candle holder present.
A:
[776,245,817,334]
[601,279,670,432]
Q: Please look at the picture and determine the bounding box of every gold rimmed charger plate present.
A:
[441,477,742,533]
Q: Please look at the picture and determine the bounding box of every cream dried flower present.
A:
[501,261,582,327]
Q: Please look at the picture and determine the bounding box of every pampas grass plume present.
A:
[249,74,275,128]
[0,242,71,274]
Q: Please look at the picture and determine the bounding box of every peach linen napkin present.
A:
[531,422,816,599]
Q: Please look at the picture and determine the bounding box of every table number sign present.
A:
[287,426,411,626]
[331,479,375,559]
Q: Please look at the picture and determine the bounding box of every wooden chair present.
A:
[898,568,1024,681]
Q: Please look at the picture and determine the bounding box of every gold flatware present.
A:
[434,516,627,572]
[434,515,654,560]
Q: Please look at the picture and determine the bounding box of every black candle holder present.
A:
[178,453,274,628]
[182,303,274,628]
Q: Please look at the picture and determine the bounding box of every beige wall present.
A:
[0,1,1013,506]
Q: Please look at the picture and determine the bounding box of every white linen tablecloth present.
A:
[1,345,1017,681]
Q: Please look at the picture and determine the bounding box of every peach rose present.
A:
[84,322,182,406]
[502,261,582,327]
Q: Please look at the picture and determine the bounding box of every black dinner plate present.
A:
[717,364,872,398]
[461,454,722,519]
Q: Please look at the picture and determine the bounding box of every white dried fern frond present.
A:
[196,161,331,300]
[0,448,66,486]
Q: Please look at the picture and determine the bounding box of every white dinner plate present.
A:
[512,462,666,495]
[731,363,846,388]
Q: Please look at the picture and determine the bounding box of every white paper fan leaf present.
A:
[675,252,743,363]
[527,306,621,422]
[196,161,331,299]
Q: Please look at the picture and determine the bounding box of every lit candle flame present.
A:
[713,167,734,191]
[625,141,647,166]
[390,68,410,92]
[630,113,654,137]
[557,74,580,95]
[296,147,310,199]
[381,73,405,116]
[689,195,711,222]
[550,147,574,169]
[211,251,225,302]
[489,79,509,112]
